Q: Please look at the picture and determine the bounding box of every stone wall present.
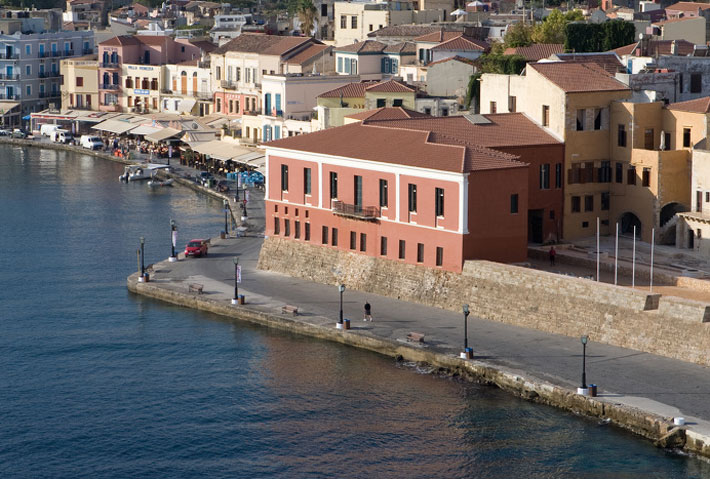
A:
[258,237,710,366]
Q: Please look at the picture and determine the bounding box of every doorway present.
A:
[528,209,544,243]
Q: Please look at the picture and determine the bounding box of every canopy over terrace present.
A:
[190,139,251,161]
[145,127,182,143]
[92,117,144,135]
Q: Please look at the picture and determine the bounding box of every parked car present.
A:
[80,135,103,150]
[216,180,230,193]
[50,129,73,144]
[195,171,213,187]
[40,124,61,137]
[0,129,10,136]
[12,129,27,138]
[184,239,209,257]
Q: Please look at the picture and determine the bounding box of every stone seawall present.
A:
[257,237,710,366]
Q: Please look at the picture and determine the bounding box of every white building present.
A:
[162,59,213,116]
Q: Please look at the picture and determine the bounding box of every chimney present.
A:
[671,40,678,55]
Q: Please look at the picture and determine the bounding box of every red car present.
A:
[185,239,209,257]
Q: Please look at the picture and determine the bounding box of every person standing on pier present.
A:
[364,301,372,322]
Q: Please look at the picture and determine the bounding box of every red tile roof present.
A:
[286,43,330,65]
[383,42,416,55]
[612,39,696,56]
[345,107,430,121]
[99,35,141,47]
[426,55,477,67]
[213,34,314,56]
[415,31,465,43]
[430,35,489,52]
[335,40,387,53]
[265,121,524,173]
[364,79,415,93]
[528,62,630,93]
[552,52,625,75]
[666,1,710,12]
[370,25,457,39]
[504,43,564,61]
[318,80,415,98]
[668,96,710,113]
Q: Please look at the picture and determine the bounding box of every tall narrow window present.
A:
[644,129,654,150]
[576,109,585,131]
[642,167,651,187]
[508,96,516,112]
[305,223,310,241]
[417,243,424,263]
[284,219,290,237]
[436,247,443,266]
[683,127,691,147]
[350,231,356,250]
[594,108,602,130]
[490,101,497,114]
[539,164,550,190]
[691,73,702,93]
[379,179,388,207]
[354,175,362,208]
[542,105,550,126]
[555,163,562,188]
[618,124,627,147]
[304,167,311,195]
[360,233,366,252]
[615,162,623,183]
[330,172,338,199]
[510,194,519,214]
[408,184,417,212]
[322,226,328,244]
[332,228,338,246]
[435,187,444,216]
[600,161,611,183]
[601,193,610,211]
[274,217,280,235]
[584,195,594,212]
[571,196,581,213]
[294,221,300,239]
[281,164,288,191]
[627,165,636,185]
[380,236,387,256]
[398,240,405,259]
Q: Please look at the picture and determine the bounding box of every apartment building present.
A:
[60,55,99,110]
[161,60,213,116]
[334,40,415,80]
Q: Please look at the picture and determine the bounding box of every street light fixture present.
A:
[337,284,345,329]
[231,256,240,305]
[169,219,177,262]
[139,236,146,282]
[461,304,472,359]
[580,335,589,392]
[223,199,229,237]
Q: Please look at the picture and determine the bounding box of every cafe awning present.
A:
[191,139,250,161]
[177,98,196,113]
[92,119,139,134]
[128,124,162,136]
[145,127,182,143]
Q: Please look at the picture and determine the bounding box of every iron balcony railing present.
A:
[99,83,120,90]
[39,71,60,78]
[0,93,20,100]
[332,200,379,220]
[0,52,19,59]
[39,92,60,98]
[0,73,20,80]
[99,62,120,68]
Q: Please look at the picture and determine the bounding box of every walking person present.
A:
[364,301,373,322]
[549,246,556,266]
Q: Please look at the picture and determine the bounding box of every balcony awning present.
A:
[177,98,196,113]
[128,124,162,136]
[145,127,182,143]
[92,119,140,134]
[191,140,253,161]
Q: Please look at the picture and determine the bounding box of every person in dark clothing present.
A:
[364,301,372,322]
[549,246,556,266]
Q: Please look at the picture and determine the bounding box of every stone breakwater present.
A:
[126,269,710,458]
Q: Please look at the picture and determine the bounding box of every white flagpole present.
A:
[632,225,636,288]
[614,222,619,286]
[650,228,655,293]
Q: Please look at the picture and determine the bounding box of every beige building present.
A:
[161,60,213,116]
[650,16,706,46]
[60,55,99,110]
[122,63,162,113]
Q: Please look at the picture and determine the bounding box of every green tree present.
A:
[601,19,636,51]
[504,22,534,48]
[296,0,318,37]
[564,10,585,22]
[531,9,567,44]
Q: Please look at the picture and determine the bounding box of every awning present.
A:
[232,151,264,165]
[191,139,250,161]
[177,98,196,113]
[92,119,140,134]
[128,125,162,136]
[145,127,182,143]
[0,101,20,113]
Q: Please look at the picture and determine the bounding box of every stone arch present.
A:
[620,212,642,237]
[660,202,688,227]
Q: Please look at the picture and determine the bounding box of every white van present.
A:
[51,129,72,144]
[40,124,60,137]
[80,135,104,150]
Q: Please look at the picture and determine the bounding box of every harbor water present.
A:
[1,145,710,478]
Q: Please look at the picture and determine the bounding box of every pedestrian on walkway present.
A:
[364,301,372,322]
[549,246,556,266]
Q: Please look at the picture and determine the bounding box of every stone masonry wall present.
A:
[258,237,710,366]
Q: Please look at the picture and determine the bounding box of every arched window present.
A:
[181,71,187,77]
[192,72,197,77]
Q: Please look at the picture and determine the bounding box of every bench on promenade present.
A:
[188,283,204,294]
[281,304,299,316]
[407,332,425,343]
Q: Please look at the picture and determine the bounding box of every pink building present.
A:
[97,35,205,111]
[263,114,535,272]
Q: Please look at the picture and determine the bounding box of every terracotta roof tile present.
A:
[668,96,710,113]
[335,40,387,53]
[318,81,376,98]
[345,107,430,121]
[430,35,489,52]
[364,79,415,93]
[213,34,313,56]
[551,52,625,75]
[528,62,630,93]
[613,39,696,56]
[369,25,457,39]
[666,1,710,12]
[286,43,330,65]
[503,43,564,61]
[383,41,416,54]
[426,55,477,67]
[265,121,524,173]
[415,31,465,43]
[100,35,141,47]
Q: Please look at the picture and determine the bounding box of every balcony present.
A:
[39,71,60,78]
[99,83,120,90]
[194,90,213,100]
[0,93,20,100]
[82,48,94,55]
[39,92,60,98]
[332,201,379,220]
[99,62,120,69]
[0,52,19,60]
[0,73,20,80]
[220,79,236,89]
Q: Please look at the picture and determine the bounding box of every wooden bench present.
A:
[281,304,299,316]
[188,283,204,294]
[407,332,425,343]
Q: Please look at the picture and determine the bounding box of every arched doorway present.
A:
[620,212,642,237]
[181,71,187,95]
[660,202,688,227]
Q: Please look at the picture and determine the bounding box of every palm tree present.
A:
[297,0,318,38]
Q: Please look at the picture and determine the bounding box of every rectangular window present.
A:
[644,128,654,150]
[584,195,594,212]
[398,240,405,259]
[216,66,221,80]
[683,127,691,147]
[76,77,83,87]
[26,85,30,96]
[664,132,671,150]
[691,73,702,93]
[627,165,636,185]
[576,109,585,131]
[618,124,627,147]
[350,231,356,250]
[304,167,311,195]
[642,167,651,187]
[436,247,443,267]
[571,196,581,213]
[332,228,338,246]
[601,192,610,211]
[508,95,516,112]
[305,222,310,241]
[322,225,328,244]
[435,187,444,216]
[490,101,497,114]
[599,161,611,183]
[697,191,703,212]
[539,164,550,190]
[351,16,357,29]
[417,243,424,263]
[284,219,290,237]
[274,217,280,235]
[594,108,602,130]
[706,192,709,203]
[615,162,623,183]
[393,98,403,107]
[408,184,417,212]
[354,175,362,208]
[337,57,342,72]
[555,163,562,188]
[294,221,300,239]
[510,194,519,214]
[542,105,550,126]
[360,233,366,252]
[330,172,338,199]
[379,179,388,207]
[380,236,387,256]
[281,164,288,191]
[376,98,386,108]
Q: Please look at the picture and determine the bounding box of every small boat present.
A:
[147,177,174,187]
[119,164,170,182]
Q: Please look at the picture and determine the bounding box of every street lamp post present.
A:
[231,257,240,305]
[223,199,229,237]
[580,335,589,391]
[337,284,345,329]
[169,219,177,262]
[461,304,471,359]
[139,236,145,281]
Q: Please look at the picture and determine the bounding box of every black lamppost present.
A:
[337,284,345,327]
[169,219,177,261]
[231,257,240,305]
[461,304,471,359]
[140,236,145,279]
[223,199,229,236]
[581,335,589,389]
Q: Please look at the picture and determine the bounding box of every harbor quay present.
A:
[127,230,710,459]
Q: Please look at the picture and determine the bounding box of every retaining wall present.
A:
[258,237,710,366]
